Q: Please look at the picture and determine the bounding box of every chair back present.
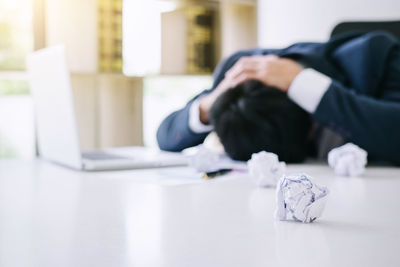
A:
[331,20,400,40]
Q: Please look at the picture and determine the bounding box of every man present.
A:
[157,31,400,164]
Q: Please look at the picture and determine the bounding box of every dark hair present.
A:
[209,80,311,162]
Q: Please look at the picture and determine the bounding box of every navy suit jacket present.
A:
[157,31,400,164]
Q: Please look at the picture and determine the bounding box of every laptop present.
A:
[27,45,187,171]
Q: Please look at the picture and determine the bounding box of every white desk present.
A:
[0,159,399,267]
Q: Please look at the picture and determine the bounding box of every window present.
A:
[0,0,33,70]
[0,0,34,158]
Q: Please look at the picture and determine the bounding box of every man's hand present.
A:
[225,55,304,92]
[198,55,303,124]
[198,75,237,124]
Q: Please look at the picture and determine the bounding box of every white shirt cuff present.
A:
[288,68,332,113]
[188,98,214,133]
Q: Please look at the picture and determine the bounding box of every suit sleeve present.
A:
[156,93,210,152]
[313,80,400,164]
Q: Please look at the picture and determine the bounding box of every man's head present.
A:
[209,80,311,162]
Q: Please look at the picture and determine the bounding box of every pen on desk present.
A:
[202,168,232,179]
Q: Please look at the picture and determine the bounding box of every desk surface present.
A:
[0,159,399,267]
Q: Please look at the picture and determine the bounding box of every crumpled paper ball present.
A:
[275,173,329,223]
[328,143,367,177]
[186,146,220,172]
[247,151,286,187]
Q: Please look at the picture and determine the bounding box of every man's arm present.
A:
[289,69,400,164]
[156,78,241,151]
[310,79,400,164]
[157,49,264,151]
[156,96,211,152]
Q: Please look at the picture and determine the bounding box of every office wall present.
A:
[257,0,400,47]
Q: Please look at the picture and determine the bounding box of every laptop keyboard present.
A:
[82,151,130,161]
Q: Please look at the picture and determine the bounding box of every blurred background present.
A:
[0,0,398,159]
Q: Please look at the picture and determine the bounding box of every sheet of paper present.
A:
[156,168,244,186]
